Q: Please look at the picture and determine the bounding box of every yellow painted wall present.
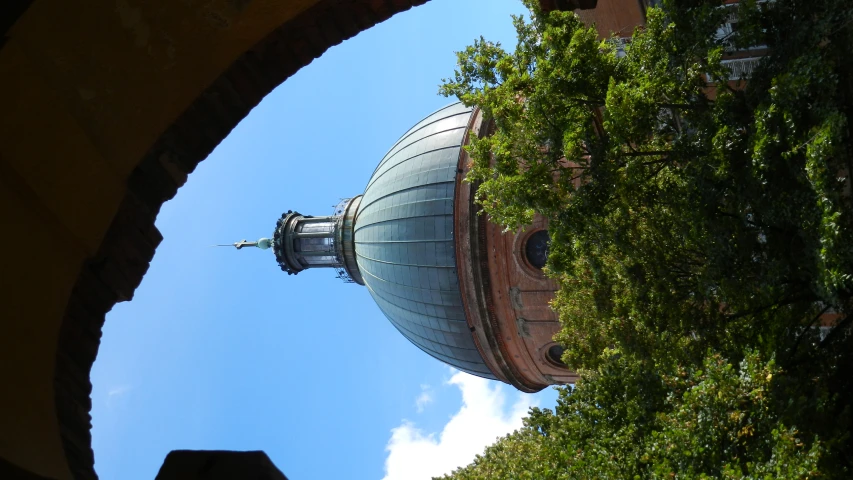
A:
[0,0,323,477]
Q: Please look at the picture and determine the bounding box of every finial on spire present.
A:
[212,238,272,250]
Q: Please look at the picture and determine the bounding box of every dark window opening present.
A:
[546,344,567,367]
[525,230,550,269]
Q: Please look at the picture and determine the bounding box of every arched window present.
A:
[546,344,567,367]
[525,230,550,269]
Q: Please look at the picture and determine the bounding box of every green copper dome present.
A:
[353,103,494,379]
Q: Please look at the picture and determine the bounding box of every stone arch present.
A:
[55,4,438,479]
[0,1,427,479]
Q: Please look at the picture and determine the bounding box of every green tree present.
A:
[439,0,853,477]
[438,350,841,479]
[441,0,853,369]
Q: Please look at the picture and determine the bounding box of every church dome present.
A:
[353,103,495,379]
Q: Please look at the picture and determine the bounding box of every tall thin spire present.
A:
[212,238,272,250]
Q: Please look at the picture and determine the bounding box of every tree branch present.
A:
[785,305,832,366]
[619,151,671,157]
[568,97,605,107]
[724,293,816,322]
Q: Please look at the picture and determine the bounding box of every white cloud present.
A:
[415,384,434,413]
[106,385,132,408]
[382,371,538,480]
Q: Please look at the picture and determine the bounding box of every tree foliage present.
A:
[441,0,853,368]
[439,0,853,476]
[438,351,845,479]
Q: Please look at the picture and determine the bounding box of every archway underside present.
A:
[55,4,432,479]
[2,1,427,479]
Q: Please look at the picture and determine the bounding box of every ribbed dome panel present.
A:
[354,103,495,379]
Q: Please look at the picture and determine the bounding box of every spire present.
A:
[213,238,272,250]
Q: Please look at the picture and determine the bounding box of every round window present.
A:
[525,230,550,269]
[546,344,566,367]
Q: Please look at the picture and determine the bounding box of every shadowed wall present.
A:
[0,1,428,478]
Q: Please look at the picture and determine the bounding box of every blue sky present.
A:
[90,1,558,479]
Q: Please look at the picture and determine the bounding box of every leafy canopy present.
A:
[437,351,840,480]
[440,0,853,369]
[439,0,853,477]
